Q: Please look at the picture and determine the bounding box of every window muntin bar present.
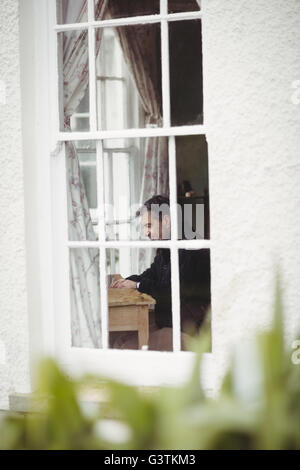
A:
[54,11,202,32]
[67,240,212,249]
[57,125,206,141]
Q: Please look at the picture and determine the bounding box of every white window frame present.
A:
[35,0,214,389]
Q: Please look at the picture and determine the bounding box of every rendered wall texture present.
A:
[0,0,31,409]
[0,0,299,405]
[202,0,300,387]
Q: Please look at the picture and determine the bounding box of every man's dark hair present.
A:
[136,195,170,222]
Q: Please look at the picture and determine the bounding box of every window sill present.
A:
[8,386,160,415]
[9,384,214,415]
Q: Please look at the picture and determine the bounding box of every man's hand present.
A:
[110,278,137,289]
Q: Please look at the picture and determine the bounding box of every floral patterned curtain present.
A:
[63,0,106,347]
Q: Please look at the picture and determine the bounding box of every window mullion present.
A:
[96,140,109,349]
[160,0,170,128]
[169,136,181,352]
[88,0,97,131]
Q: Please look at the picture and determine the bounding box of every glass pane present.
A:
[66,141,98,241]
[69,248,102,348]
[96,24,162,130]
[58,30,90,131]
[179,248,211,352]
[95,0,160,20]
[101,138,169,241]
[168,0,200,13]
[176,135,209,240]
[108,248,174,351]
[57,0,88,24]
[169,20,203,126]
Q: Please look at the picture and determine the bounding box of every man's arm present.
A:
[136,254,171,300]
[125,252,160,286]
[137,275,171,300]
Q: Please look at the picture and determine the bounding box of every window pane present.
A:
[108,248,174,352]
[169,20,203,126]
[96,24,162,130]
[168,0,200,14]
[58,30,90,132]
[101,138,169,241]
[95,0,160,20]
[69,248,102,348]
[179,248,211,352]
[176,135,209,240]
[66,141,97,241]
[57,0,88,24]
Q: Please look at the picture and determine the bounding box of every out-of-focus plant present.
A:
[1,280,300,450]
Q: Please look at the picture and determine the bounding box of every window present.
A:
[44,0,212,386]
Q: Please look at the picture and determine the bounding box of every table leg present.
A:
[137,306,149,349]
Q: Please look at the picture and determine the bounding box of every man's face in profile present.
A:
[141,210,171,240]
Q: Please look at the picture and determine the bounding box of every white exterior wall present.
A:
[0,0,31,409]
[0,0,299,408]
[202,0,300,388]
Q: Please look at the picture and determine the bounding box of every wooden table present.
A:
[108,288,156,349]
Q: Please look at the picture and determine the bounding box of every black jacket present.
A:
[127,248,210,331]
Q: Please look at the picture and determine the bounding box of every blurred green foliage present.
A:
[1,280,300,450]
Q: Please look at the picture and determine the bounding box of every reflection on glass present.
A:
[57,0,88,24]
[169,20,203,126]
[102,138,169,241]
[168,0,200,13]
[96,24,162,130]
[179,248,211,351]
[108,248,173,352]
[66,141,98,241]
[58,30,90,131]
[95,0,160,20]
[70,248,102,348]
[176,135,209,240]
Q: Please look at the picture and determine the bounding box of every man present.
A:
[111,195,211,350]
